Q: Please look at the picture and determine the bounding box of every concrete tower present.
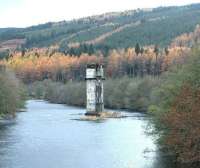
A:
[85,64,104,116]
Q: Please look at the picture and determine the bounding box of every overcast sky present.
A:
[0,0,200,28]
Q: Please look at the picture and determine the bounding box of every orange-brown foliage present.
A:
[3,46,190,83]
[171,25,200,48]
[162,47,191,71]
[163,85,200,164]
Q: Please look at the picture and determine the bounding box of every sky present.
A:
[0,0,200,28]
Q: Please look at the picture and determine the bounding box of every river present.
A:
[0,100,173,168]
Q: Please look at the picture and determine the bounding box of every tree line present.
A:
[3,45,190,84]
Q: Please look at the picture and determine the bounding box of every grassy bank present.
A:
[0,67,27,118]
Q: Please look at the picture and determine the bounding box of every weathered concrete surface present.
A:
[86,64,104,115]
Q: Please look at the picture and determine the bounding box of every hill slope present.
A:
[0,3,200,54]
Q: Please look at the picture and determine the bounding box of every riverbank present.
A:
[148,47,200,167]
[0,67,27,118]
[28,76,158,113]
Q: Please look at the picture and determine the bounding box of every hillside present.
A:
[0,3,200,55]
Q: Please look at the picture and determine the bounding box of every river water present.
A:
[0,100,171,168]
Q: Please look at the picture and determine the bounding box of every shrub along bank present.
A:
[28,76,158,112]
[0,68,26,118]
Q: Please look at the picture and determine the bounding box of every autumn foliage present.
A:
[2,46,190,83]
[5,49,103,83]
[149,46,200,166]
[163,85,200,165]
[171,25,200,48]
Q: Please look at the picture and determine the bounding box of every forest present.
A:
[0,3,200,167]
[1,3,200,56]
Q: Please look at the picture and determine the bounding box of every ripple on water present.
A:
[0,100,160,168]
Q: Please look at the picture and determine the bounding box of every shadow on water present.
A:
[151,150,177,168]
